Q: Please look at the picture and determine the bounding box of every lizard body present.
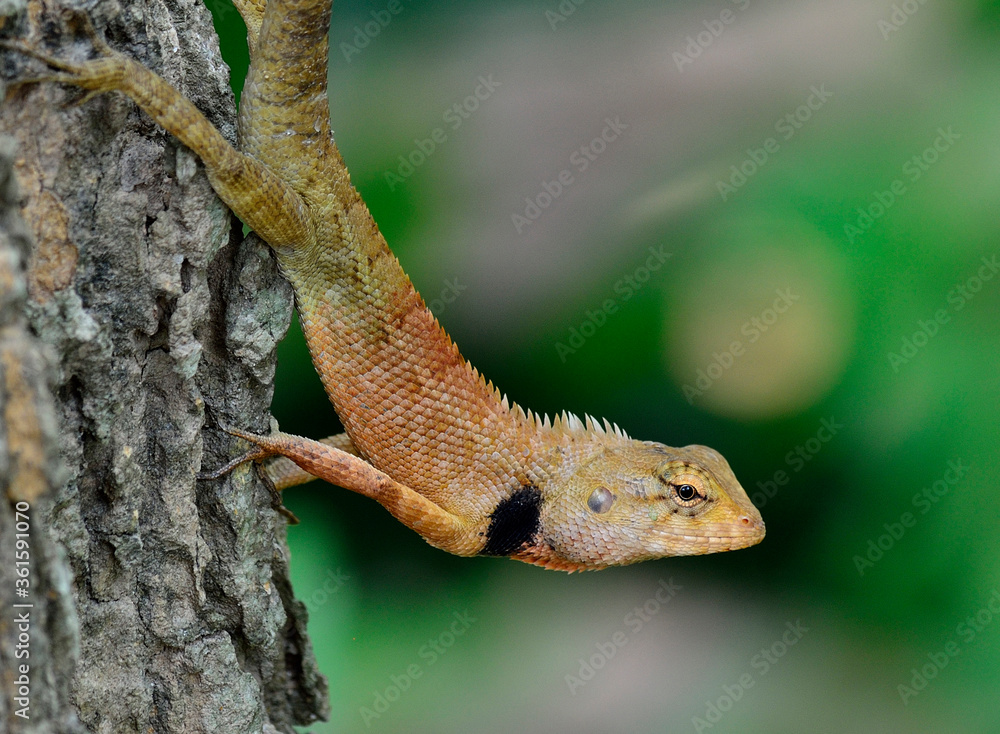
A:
[4,0,764,570]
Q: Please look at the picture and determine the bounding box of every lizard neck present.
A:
[281,224,533,517]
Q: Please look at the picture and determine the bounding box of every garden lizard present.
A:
[3,0,764,570]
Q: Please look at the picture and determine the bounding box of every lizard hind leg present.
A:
[2,13,316,252]
[230,0,266,56]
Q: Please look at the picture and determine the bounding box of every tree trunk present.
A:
[0,0,328,731]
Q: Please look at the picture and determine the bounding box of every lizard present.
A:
[2,0,765,571]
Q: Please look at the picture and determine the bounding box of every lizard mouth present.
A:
[651,516,766,556]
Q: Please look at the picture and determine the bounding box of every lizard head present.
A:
[521,439,765,570]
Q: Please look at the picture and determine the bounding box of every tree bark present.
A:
[0,0,328,731]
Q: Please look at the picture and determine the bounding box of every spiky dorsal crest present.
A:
[463,347,631,442]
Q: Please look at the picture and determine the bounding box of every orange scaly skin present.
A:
[6,0,765,570]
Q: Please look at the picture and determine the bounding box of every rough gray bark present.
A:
[0,131,86,734]
[0,0,328,731]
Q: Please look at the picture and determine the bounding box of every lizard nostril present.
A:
[739,515,752,526]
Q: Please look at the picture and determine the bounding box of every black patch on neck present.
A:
[481,485,542,556]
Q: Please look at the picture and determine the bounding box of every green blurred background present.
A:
[208,0,1000,731]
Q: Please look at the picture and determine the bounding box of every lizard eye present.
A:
[671,484,704,508]
[587,487,615,514]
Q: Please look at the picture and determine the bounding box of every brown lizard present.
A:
[4,0,764,571]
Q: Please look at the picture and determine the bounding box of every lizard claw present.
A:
[0,39,70,96]
[0,12,128,98]
[196,448,268,481]
[69,11,116,58]
[196,422,275,480]
[198,421,300,524]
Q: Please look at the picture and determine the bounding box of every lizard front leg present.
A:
[264,432,361,490]
[224,428,478,555]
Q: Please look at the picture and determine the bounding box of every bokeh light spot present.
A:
[664,216,855,419]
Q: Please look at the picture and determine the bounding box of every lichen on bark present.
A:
[0,0,328,730]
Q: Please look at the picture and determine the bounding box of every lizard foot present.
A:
[197,423,279,481]
[1,11,134,104]
[198,422,300,524]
